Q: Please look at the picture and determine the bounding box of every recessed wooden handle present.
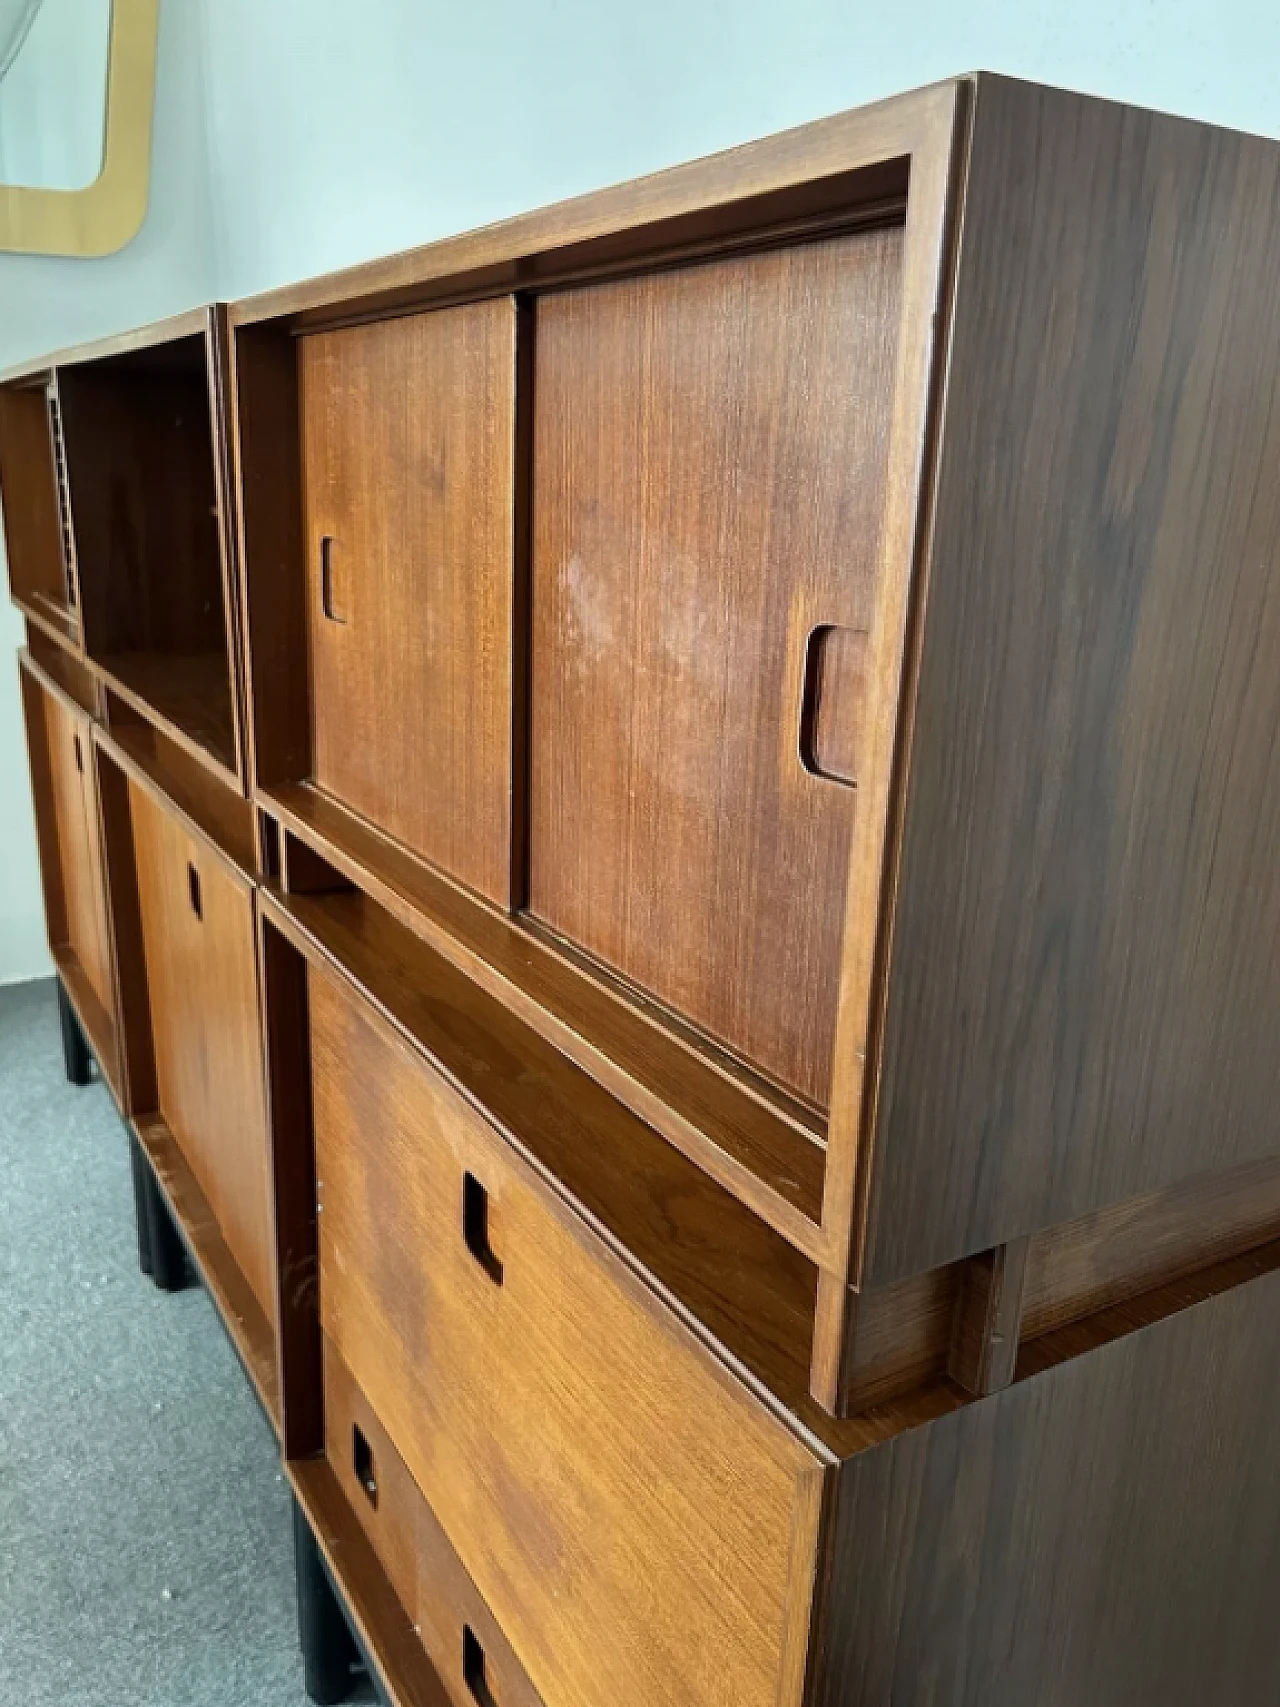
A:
[72,732,83,774]
[352,1422,378,1508]
[799,623,867,787]
[462,1172,502,1284]
[320,535,347,623]
[463,1627,498,1707]
[187,861,202,921]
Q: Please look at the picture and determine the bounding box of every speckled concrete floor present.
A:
[0,976,338,1706]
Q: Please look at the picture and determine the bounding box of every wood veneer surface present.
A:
[300,299,517,906]
[530,227,902,1107]
[129,781,276,1329]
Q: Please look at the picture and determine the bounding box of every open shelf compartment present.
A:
[54,311,245,784]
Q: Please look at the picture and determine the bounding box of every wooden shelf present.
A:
[261,886,843,1429]
[97,651,238,779]
[132,1111,280,1430]
[101,714,255,876]
[265,783,828,1257]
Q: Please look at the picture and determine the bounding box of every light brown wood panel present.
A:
[129,781,276,1329]
[309,967,827,1707]
[43,690,112,1014]
[300,300,517,905]
[530,228,902,1106]
[324,1338,547,1707]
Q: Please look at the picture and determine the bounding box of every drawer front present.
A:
[299,298,517,906]
[324,1335,546,1707]
[310,968,824,1707]
[44,691,112,1013]
[130,781,276,1327]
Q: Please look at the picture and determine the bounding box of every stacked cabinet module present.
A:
[3,74,1280,1707]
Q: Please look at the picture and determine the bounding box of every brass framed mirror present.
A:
[0,0,158,256]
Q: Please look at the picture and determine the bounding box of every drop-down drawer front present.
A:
[129,780,277,1331]
[323,1334,548,1707]
[308,964,828,1707]
[43,688,113,1017]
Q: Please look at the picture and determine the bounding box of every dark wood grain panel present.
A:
[59,354,225,658]
[130,781,276,1330]
[309,966,827,1707]
[0,382,70,621]
[101,705,256,875]
[300,300,517,905]
[819,1253,1280,1706]
[57,333,240,778]
[229,322,310,790]
[530,229,902,1107]
[864,74,1280,1282]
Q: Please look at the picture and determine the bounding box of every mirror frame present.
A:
[0,0,158,257]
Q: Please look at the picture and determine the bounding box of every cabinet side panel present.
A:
[819,1260,1280,1706]
[869,78,1280,1281]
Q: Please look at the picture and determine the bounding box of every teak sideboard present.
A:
[3,72,1280,1707]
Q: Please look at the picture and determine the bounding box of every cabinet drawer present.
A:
[129,780,276,1329]
[309,966,825,1707]
[324,1334,545,1707]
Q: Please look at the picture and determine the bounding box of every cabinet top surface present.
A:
[7,71,1278,380]
[0,304,217,390]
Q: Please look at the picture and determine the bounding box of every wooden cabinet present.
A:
[6,67,1280,1707]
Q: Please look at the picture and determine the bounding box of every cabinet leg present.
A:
[136,1146,188,1293]
[127,1133,154,1277]
[293,1495,360,1704]
[57,978,93,1086]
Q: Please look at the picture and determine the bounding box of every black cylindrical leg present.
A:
[293,1496,359,1704]
[127,1133,154,1276]
[57,978,93,1086]
[140,1152,188,1292]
